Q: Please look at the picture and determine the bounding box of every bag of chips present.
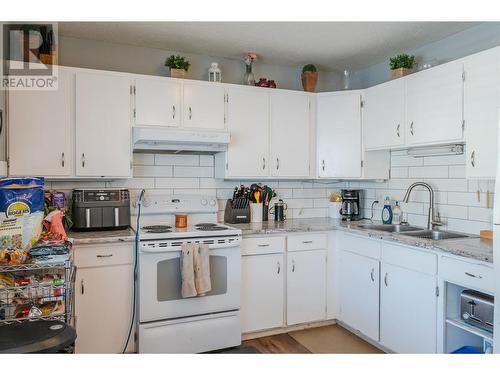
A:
[0,177,45,251]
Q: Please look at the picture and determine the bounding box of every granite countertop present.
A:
[69,228,136,245]
[229,218,493,264]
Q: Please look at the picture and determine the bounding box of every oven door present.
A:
[139,238,241,323]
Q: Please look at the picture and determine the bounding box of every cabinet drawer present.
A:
[382,243,437,275]
[242,236,285,255]
[338,233,381,259]
[440,256,494,293]
[74,243,133,268]
[287,234,327,252]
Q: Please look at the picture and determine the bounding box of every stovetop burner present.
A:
[142,225,172,233]
[195,223,217,227]
[196,225,228,231]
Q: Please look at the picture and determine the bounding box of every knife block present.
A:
[224,199,250,224]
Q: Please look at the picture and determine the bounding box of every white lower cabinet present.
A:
[380,262,437,353]
[73,243,134,353]
[338,249,380,342]
[241,254,285,333]
[287,249,327,325]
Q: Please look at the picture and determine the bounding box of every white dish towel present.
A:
[194,243,212,296]
[181,243,197,298]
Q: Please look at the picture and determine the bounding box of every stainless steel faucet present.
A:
[402,182,442,230]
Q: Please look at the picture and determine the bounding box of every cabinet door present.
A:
[363,79,405,149]
[406,60,464,145]
[225,88,269,178]
[464,47,500,179]
[339,250,379,341]
[135,77,181,127]
[183,83,225,130]
[287,249,326,325]
[241,254,284,333]
[8,69,73,176]
[380,263,437,353]
[270,92,310,177]
[75,72,132,177]
[317,93,362,178]
[75,264,134,353]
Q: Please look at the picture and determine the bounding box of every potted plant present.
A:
[301,64,318,92]
[389,53,416,80]
[328,192,342,219]
[165,54,190,78]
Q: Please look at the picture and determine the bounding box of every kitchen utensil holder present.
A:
[224,199,250,224]
[250,203,263,223]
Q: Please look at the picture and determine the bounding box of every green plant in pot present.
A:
[302,64,318,92]
[389,53,415,80]
[165,54,190,78]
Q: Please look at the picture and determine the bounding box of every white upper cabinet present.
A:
[183,82,225,130]
[270,92,310,177]
[317,92,363,178]
[134,77,181,127]
[75,72,132,177]
[224,87,269,178]
[363,78,405,149]
[405,60,464,146]
[463,46,500,179]
[8,69,74,177]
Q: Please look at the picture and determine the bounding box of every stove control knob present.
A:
[209,199,216,206]
[201,199,208,206]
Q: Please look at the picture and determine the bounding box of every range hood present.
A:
[132,127,230,153]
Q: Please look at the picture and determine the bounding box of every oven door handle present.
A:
[140,243,240,253]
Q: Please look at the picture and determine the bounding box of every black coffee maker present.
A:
[340,189,363,221]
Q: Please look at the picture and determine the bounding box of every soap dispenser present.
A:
[393,201,402,225]
[382,197,393,224]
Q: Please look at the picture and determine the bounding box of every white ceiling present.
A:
[58,22,478,71]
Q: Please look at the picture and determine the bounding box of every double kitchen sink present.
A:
[356,224,471,240]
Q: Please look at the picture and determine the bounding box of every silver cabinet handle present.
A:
[258,244,270,247]
[384,272,388,286]
[465,272,482,279]
[410,122,414,136]
[370,268,375,282]
[172,105,176,119]
[292,260,295,273]
[322,159,325,172]
[0,110,3,136]
[189,106,192,120]
[61,152,65,168]
[276,158,279,170]
[81,279,85,295]
[277,262,281,274]
[302,240,313,244]
[397,124,400,137]
[96,254,114,258]
[262,157,266,170]
[81,153,85,168]
[471,151,475,168]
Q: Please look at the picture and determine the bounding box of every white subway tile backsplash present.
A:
[155,177,199,189]
[133,165,173,177]
[408,165,449,178]
[52,150,493,234]
[292,188,327,199]
[174,166,214,178]
[155,154,199,166]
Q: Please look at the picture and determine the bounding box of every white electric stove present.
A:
[133,193,242,354]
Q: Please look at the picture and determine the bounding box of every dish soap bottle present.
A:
[393,201,402,225]
[382,197,393,224]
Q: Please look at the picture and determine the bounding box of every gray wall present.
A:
[58,36,341,92]
[350,22,500,89]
